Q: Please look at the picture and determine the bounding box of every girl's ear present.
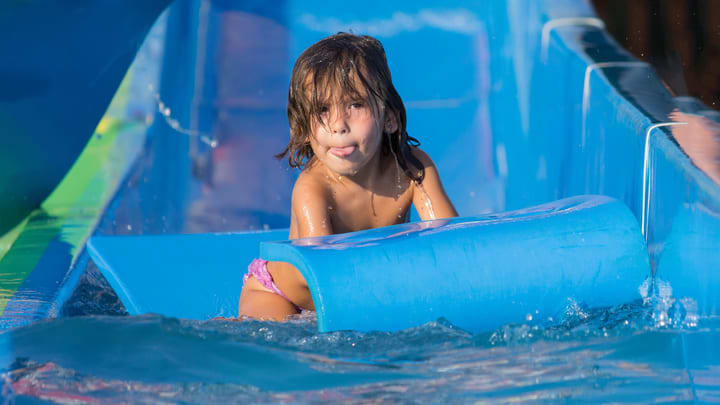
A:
[384,111,398,134]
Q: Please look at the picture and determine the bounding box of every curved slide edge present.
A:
[0,122,147,329]
[0,0,172,236]
[261,195,650,333]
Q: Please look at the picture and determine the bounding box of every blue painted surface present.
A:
[0,0,171,235]
[100,0,295,236]
[1,234,73,327]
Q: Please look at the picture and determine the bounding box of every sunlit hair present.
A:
[277,32,424,183]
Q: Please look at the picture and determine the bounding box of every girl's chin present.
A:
[326,166,361,177]
[324,160,365,177]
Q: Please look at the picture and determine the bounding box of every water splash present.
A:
[414,182,437,220]
[4,295,718,404]
[388,147,404,195]
[149,85,218,148]
[386,145,436,219]
[387,141,437,219]
[638,277,699,329]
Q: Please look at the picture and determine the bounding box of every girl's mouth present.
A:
[330,145,356,157]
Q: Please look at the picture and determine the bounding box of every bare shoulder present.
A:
[409,146,436,169]
[408,146,458,219]
[291,167,333,237]
[409,146,441,180]
[292,168,328,202]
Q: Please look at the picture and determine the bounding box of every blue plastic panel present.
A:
[86,230,287,319]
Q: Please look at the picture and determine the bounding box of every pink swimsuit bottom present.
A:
[243,258,301,312]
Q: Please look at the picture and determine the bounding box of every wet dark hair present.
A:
[276,32,424,183]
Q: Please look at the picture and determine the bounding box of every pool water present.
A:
[2,279,717,403]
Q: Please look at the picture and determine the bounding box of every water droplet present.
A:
[388,143,403,192]
[415,182,437,220]
[152,92,215,146]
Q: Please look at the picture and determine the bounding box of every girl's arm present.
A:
[411,148,458,220]
[264,173,332,311]
[238,173,331,319]
[289,173,334,238]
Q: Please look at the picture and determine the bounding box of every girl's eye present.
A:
[350,102,364,109]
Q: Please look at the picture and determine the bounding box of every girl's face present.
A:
[309,91,386,177]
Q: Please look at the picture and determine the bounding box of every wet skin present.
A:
[238,94,457,320]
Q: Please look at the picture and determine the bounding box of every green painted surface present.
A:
[0,0,169,236]
[0,217,28,264]
[0,211,62,312]
[0,68,148,314]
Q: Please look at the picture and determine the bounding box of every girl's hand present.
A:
[669,110,720,185]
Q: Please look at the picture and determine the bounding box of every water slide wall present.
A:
[0,0,718,328]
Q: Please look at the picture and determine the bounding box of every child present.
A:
[238,32,457,320]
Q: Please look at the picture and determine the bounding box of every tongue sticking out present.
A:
[330,146,356,157]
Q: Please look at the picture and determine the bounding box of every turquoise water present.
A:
[3,279,718,403]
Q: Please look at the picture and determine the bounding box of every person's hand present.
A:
[669,110,720,185]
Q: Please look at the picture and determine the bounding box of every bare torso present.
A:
[239,148,457,317]
[269,152,414,309]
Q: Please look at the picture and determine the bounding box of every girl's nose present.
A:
[330,112,349,134]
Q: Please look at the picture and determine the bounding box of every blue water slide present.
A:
[2,0,719,330]
[0,0,171,235]
[72,0,720,325]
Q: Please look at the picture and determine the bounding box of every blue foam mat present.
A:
[87,195,650,333]
[87,230,287,320]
